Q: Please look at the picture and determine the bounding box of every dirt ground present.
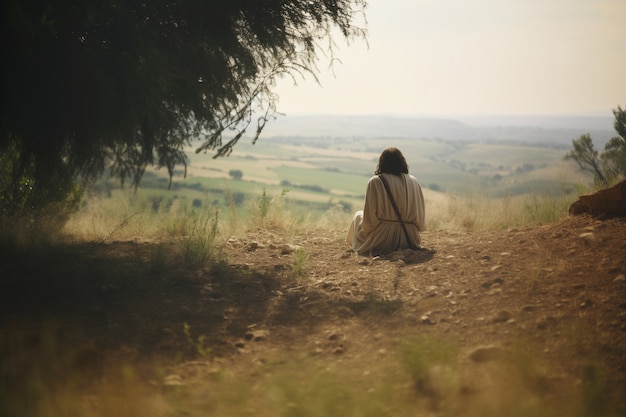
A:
[1,214,626,413]
[219,214,626,378]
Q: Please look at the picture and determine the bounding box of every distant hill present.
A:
[261,114,615,147]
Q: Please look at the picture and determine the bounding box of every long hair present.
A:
[375,147,409,176]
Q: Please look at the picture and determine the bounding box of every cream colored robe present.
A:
[347,173,426,256]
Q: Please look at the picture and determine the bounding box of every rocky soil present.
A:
[219,215,626,378]
[1,214,625,414]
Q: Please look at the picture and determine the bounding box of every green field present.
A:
[90,134,590,220]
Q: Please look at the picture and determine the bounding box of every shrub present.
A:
[0,140,83,239]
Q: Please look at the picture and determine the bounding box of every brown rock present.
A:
[469,345,503,363]
[245,329,270,342]
[569,180,626,217]
[281,243,300,254]
[492,310,513,323]
[163,374,185,387]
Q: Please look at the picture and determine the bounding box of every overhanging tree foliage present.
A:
[565,106,626,186]
[0,0,366,217]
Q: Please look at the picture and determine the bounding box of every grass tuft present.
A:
[291,247,309,277]
[175,205,223,266]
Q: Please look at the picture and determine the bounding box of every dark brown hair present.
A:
[375,147,409,176]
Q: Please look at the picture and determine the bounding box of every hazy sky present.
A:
[272,0,626,116]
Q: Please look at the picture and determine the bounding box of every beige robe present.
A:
[347,173,426,256]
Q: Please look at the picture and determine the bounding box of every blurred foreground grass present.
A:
[2,320,620,417]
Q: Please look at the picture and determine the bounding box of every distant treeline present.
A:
[279,180,328,193]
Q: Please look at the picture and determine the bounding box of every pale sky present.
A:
[272,0,626,116]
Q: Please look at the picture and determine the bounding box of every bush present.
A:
[0,142,83,240]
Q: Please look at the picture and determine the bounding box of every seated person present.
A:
[347,147,426,256]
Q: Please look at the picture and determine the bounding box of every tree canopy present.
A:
[565,106,626,186]
[0,0,366,217]
[229,169,243,181]
[601,106,626,181]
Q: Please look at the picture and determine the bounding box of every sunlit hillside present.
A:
[63,115,607,243]
[79,116,599,234]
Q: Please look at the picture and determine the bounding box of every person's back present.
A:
[347,147,426,256]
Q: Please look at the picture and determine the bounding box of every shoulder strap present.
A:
[378,174,417,250]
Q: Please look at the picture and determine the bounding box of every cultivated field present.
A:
[90,132,592,229]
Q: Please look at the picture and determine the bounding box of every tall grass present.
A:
[62,180,590,242]
[176,205,222,266]
[291,247,309,278]
[426,184,584,232]
[245,187,317,237]
[63,191,163,242]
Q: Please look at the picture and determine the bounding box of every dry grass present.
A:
[2,328,609,417]
[63,183,584,244]
[426,188,579,232]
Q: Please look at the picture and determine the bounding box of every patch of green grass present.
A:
[291,247,309,278]
[183,322,211,358]
[400,335,459,393]
[258,187,273,219]
[269,165,367,196]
